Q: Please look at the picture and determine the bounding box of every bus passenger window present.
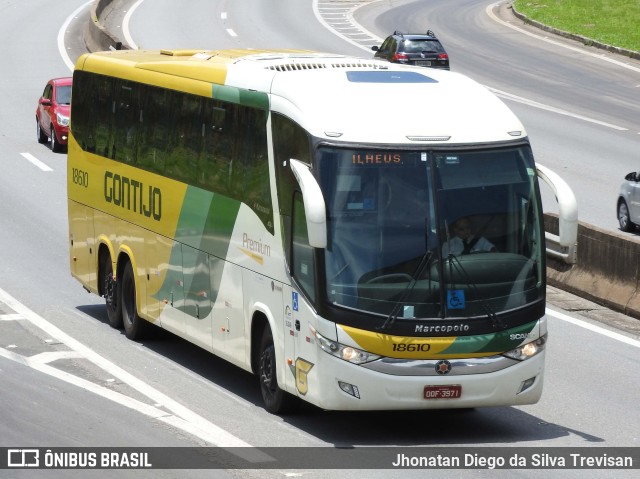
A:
[113,83,138,165]
[272,113,311,217]
[92,76,114,159]
[138,87,170,174]
[199,104,228,191]
[165,94,201,184]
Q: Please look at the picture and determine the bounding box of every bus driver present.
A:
[442,217,496,257]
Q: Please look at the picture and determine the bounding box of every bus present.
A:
[68,48,576,413]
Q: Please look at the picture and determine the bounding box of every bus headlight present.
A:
[312,328,380,364]
[57,112,70,127]
[503,335,547,361]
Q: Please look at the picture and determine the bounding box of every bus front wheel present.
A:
[258,327,299,414]
[121,261,151,340]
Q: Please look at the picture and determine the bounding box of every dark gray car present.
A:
[372,31,450,70]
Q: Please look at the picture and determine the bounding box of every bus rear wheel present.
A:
[102,254,122,329]
[121,261,151,340]
[258,327,299,414]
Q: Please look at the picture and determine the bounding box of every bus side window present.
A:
[292,192,316,303]
[165,93,201,184]
[273,113,312,271]
[199,103,229,193]
[137,86,169,174]
[272,113,311,217]
[93,76,114,158]
[70,71,95,152]
[230,106,271,231]
[113,82,138,165]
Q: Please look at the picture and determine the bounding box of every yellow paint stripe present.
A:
[238,247,264,265]
[340,325,458,359]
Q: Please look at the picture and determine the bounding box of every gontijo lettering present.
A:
[104,171,161,221]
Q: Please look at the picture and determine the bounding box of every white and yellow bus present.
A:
[68,48,572,413]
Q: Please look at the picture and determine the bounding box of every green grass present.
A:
[513,0,640,52]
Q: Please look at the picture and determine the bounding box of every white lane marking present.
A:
[29,351,84,364]
[58,0,94,71]
[227,28,237,37]
[221,12,227,20]
[486,1,640,74]
[0,287,270,459]
[489,87,629,131]
[1,343,271,462]
[546,308,640,348]
[122,0,146,50]
[313,0,378,51]
[0,345,193,421]
[20,153,53,172]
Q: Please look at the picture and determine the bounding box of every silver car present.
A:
[617,171,640,231]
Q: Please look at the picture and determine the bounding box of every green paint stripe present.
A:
[155,186,242,306]
[174,186,241,256]
[212,84,269,109]
[479,321,539,353]
[175,187,212,245]
[442,320,539,355]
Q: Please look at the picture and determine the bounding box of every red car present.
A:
[36,77,72,152]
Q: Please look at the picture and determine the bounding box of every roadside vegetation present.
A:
[513,0,640,53]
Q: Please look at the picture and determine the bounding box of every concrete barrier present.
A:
[545,214,640,319]
[84,0,130,53]
[84,0,640,321]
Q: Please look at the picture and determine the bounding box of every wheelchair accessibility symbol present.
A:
[447,290,465,309]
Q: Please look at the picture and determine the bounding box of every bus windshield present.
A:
[317,145,544,320]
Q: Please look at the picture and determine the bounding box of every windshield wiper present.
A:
[379,250,433,331]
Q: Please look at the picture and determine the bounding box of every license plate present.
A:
[414,61,431,66]
[424,385,462,399]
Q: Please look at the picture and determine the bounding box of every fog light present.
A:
[338,381,360,399]
[518,376,536,394]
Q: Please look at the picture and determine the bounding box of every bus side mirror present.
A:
[289,159,327,249]
[536,163,578,264]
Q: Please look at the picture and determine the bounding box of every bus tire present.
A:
[102,253,122,329]
[258,327,299,414]
[121,261,151,340]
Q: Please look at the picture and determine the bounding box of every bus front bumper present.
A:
[298,350,545,411]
